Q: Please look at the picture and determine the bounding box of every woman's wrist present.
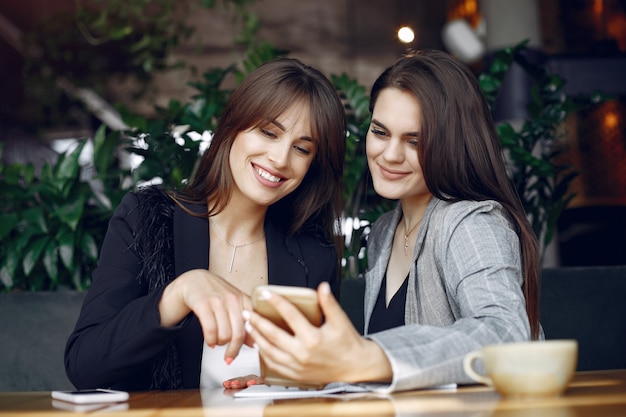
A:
[344,338,393,383]
[158,273,191,327]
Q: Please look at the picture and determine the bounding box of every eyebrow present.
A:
[272,120,286,131]
[268,119,315,143]
[371,118,420,138]
[371,119,387,131]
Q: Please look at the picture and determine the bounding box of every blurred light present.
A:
[593,0,603,16]
[441,18,485,63]
[604,111,619,130]
[398,26,415,43]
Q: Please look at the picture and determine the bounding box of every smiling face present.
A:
[228,101,317,209]
[366,87,431,202]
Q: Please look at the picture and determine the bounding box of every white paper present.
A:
[234,382,456,400]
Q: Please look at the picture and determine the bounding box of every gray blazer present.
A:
[364,197,533,392]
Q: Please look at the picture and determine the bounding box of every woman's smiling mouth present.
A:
[255,165,283,183]
[378,164,409,180]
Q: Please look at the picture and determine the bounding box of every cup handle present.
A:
[463,350,492,386]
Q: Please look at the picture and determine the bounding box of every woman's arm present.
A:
[64,192,184,390]
[245,282,393,385]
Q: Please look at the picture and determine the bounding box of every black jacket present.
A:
[64,187,338,391]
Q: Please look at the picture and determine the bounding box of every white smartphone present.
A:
[51,399,129,413]
[51,388,129,404]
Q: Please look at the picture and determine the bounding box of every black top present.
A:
[368,274,408,334]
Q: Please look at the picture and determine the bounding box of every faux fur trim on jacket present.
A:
[133,186,183,390]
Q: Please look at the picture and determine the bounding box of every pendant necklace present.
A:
[403,219,422,256]
[210,219,265,273]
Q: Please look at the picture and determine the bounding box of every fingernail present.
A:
[253,343,259,350]
[223,381,231,388]
[260,290,272,300]
[247,380,257,386]
[231,380,241,387]
[244,321,253,334]
[209,344,216,349]
[242,310,251,320]
[321,281,331,295]
[225,357,233,365]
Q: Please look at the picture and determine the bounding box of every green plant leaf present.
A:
[0,265,13,288]
[496,123,518,146]
[60,176,82,200]
[72,267,84,290]
[22,236,50,277]
[57,230,75,271]
[478,74,502,96]
[23,163,36,183]
[1,163,25,186]
[0,213,19,241]
[111,26,134,41]
[42,240,59,285]
[54,140,86,180]
[93,125,116,176]
[56,196,86,231]
[81,231,99,262]
[0,252,20,288]
[21,207,48,234]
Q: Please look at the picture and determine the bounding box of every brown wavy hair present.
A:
[369,50,541,339]
[177,58,346,244]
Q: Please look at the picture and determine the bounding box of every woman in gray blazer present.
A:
[245,50,541,392]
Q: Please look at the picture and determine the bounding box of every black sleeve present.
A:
[64,192,184,391]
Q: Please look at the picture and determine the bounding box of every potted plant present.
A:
[478,41,605,254]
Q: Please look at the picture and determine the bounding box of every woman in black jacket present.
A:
[64,58,346,391]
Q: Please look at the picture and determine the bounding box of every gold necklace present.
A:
[210,219,265,273]
[403,219,422,256]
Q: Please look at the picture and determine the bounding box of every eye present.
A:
[260,127,278,139]
[370,127,388,137]
[404,132,420,146]
[294,139,315,156]
[294,145,312,155]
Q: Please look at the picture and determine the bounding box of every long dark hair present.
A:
[179,58,346,243]
[370,50,541,339]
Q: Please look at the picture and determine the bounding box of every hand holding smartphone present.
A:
[251,285,324,389]
[252,285,322,332]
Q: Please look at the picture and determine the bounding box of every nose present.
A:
[268,140,290,168]
[382,138,404,163]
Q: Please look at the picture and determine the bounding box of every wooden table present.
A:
[1,369,625,416]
